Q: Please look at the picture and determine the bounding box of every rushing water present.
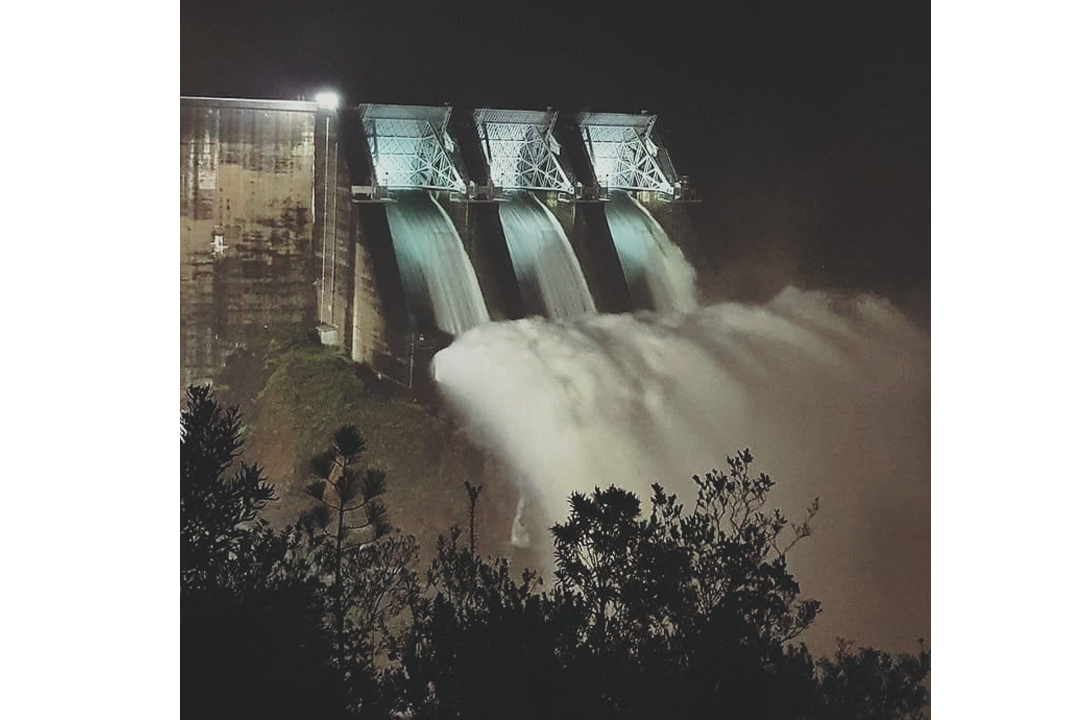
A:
[432,287,929,654]
[498,191,596,319]
[605,190,698,314]
[385,191,490,334]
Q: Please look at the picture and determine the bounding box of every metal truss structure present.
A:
[473,109,574,193]
[359,105,467,193]
[576,112,678,197]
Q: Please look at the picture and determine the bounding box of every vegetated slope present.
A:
[215,339,521,563]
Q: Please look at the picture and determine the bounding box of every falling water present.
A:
[605,190,698,313]
[385,191,490,334]
[432,287,929,655]
[498,191,596,319]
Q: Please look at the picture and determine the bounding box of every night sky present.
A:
[182,0,929,317]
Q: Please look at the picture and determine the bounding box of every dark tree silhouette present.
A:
[464,480,483,553]
[812,638,931,720]
[551,484,648,652]
[180,384,276,592]
[182,580,349,720]
[400,527,565,720]
[298,425,419,717]
[301,426,391,666]
[180,385,347,719]
[547,450,824,719]
[180,415,929,720]
[402,453,829,719]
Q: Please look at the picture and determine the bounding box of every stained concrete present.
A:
[181,99,320,391]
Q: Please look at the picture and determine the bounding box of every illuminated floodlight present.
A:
[315,91,340,109]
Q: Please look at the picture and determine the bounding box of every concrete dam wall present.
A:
[180,97,704,391]
[180,98,320,389]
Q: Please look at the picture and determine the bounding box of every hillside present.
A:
[214,337,536,567]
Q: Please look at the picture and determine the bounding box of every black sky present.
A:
[182,0,928,317]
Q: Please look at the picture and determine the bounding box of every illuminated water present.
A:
[432,287,929,654]
[604,190,697,313]
[385,191,490,334]
[498,191,596,319]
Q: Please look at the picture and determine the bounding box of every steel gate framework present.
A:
[359,104,467,193]
[473,108,575,194]
[576,112,677,197]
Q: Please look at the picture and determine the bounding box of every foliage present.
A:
[180,384,276,592]
[180,385,348,717]
[305,529,421,719]
[179,416,930,719]
[231,342,488,548]
[398,452,833,719]
[182,577,350,719]
[299,424,418,716]
[400,527,565,720]
[301,425,392,547]
[548,450,822,719]
[464,480,483,553]
[214,330,318,417]
[813,639,931,720]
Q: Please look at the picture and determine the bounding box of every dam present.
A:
[178,96,930,656]
[180,96,702,391]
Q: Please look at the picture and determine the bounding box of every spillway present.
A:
[384,191,490,335]
[605,190,697,314]
[497,191,596,319]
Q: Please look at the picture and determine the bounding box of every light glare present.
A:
[315,92,339,109]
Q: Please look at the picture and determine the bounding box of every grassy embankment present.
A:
[214,337,523,563]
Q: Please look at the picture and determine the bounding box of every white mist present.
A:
[432,288,929,655]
